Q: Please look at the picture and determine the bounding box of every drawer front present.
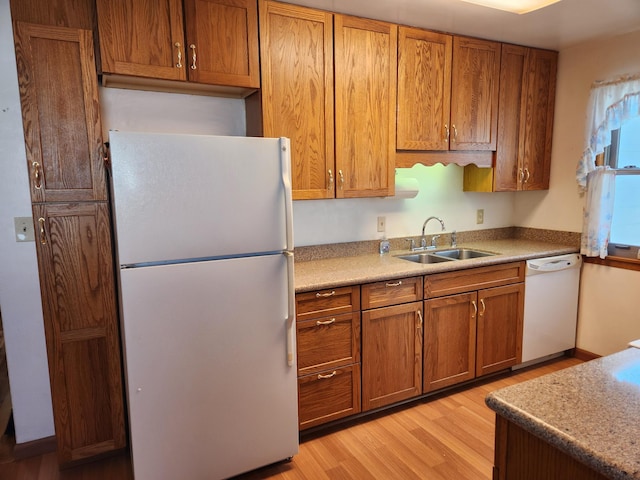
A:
[298,364,361,430]
[425,262,525,298]
[297,312,360,375]
[361,276,423,309]
[296,286,360,321]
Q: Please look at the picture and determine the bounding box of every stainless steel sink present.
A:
[395,253,456,264]
[432,248,496,260]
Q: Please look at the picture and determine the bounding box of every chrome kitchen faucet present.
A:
[421,216,446,249]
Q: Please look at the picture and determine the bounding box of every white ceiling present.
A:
[283,0,640,50]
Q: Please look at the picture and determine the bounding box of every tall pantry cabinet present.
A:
[13,22,126,465]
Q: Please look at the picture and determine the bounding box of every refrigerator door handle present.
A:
[280,138,294,251]
[284,250,296,367]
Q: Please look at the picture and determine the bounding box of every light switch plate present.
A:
[14,216,35,242]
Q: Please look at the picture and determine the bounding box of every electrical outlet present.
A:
[14,216,35,242]
[476,209,484,225]
[377,216,386,232]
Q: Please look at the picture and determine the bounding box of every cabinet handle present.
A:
[328,169,334,191]
[316,318,336,326]
[452,124,458,143]
[523,167,530,184]
[479,298,486,317]
[38,217,46,245]
[190,44,197,70]
[174,42,183,68]
[471,300,478,318]
[385,281,402,287]
[417,309,423,330]
[32,161,42,189]
[315,290,335,298]
[317,371,337,380]
[338,170,344,189]
[444,124,450,143]
[518,168,525,183]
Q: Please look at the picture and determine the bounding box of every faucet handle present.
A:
[451,230,457,247]
[431,234,441,248]
[405,238,416,251]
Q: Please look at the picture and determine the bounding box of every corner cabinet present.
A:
[14,22,125,465]
[334,15,397,198]
[464,46,557,192]
[96,0,259,90]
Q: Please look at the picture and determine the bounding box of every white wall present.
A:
[0,0,55,443]
[550,29,640,355]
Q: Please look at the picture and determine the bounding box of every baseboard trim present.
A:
[572,348,601,361]
[13,435,56,459]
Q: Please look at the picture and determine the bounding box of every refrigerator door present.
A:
[119,254,298,480]
[109,132,293,266]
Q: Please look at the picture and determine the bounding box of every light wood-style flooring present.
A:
[0,356,581,480]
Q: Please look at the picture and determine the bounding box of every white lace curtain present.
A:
[577,73,640,258]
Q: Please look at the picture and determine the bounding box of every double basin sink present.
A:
[396,248,496,264]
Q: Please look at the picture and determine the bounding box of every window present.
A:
[607,116,640,257]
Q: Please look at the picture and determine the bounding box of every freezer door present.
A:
[109,132,292,265]
[119,255,298,480]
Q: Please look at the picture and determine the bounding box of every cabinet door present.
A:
[335,15,396,198]
[14,23,107,202]
[450,37,501,151]
[397,27,452,151]
[494,44,527,192]
[362,302,422,411]
[521,48,557,191]
[32,203,125,465]
[257,0,334,199]
[96,0,186,81]
[183,0,259,87]
[476,283,524,377]
[424,293,477,392]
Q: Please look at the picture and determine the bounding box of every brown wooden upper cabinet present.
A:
[248,1,396,199]
[464,46,557,192]
[96,0,259,89]
[397,32,500,152]
[14,23,107,203]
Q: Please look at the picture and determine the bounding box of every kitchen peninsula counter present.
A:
[486,347,640,480]
[294,238,578,292]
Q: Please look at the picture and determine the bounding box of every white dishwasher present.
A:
[519,253,582,367]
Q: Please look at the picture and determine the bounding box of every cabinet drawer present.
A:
[298,364,361,430]
[296,286,360,321]
[297,312,360,375]
[425,262,525,298]
[361,276,423,309]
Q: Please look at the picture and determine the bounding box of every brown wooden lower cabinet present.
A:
[493,415,609,480]
[298,364,361,430]
[32,202,126,465]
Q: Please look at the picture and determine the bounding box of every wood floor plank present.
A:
[0,357,582,480]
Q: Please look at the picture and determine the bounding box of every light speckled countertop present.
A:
[294,239,578,292]
[486,348,640,480]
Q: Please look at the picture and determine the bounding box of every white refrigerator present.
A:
[109,131,299,480]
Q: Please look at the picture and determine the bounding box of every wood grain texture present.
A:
[257,0,334,199]
[14,23,107,203]
[96,0,187,80]
[476,283,524,377]
[362,302,422,411]
[424,292,477,392]
[334,14,396,198]
[361,276,423,310]
[450,37,501,151]
[397,27,452,151]
[183,0,259,87]
[1,358,583,480]
[32,203,125,466]
[297,312,360,375]
[424,262,525,299]
[9,0,95,29]
[296,286,360,321]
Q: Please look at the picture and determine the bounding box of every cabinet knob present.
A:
[328,169,334,191]
[479,298,486,317]
[316,318,336,326]
[32,161,42,189]
[317,371,337,380]
[38,217,46,245]
[471,300,478,319]
[315,290,336,298]
[452,124,458,143]
[523,167,530,184]
[338,170,344,189]
[444,124,450,143]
